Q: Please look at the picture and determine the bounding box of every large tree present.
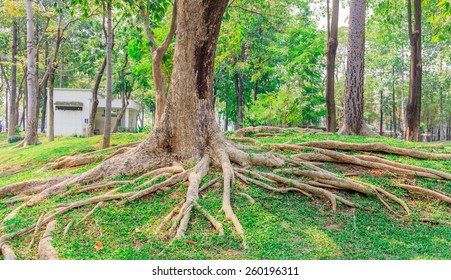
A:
[5,0,451,258]
[325,0,339,132]
[20,0,40,146]
[102,1,113,149]
[338,0,376,136]
[405,0,422,141]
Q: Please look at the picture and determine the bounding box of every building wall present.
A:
[47,89,92,136]
[47,88,141,136]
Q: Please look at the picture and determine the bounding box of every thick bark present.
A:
[103,2,113,149]
[325,0,339,132]
[141,2,177,129]
[87,56,106,137]
[23,0,40,146]
[152,0,228,161]
[405,0,422,141]
[8,21,18,137]
[338,0,375,136]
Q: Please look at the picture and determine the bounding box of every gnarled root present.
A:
[38,220,58,260]
[3,128,451,259]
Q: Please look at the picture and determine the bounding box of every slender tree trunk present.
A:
[60,53,64,88]
[103,2,113,149]
[40,40,49,133]
[87,56,106,137]
[22,0,40,146]
[405,0,422,141]
[8,21,18,137]
[113,93,130,133]
[401,47,406,136]
[253,80,258,101]
[392,66,397,137]
[48,66,56,142]
[224,104,229,131]
[141,2,177,129]
[338,0,375,136]
[34,20,41,133]
[439,54,445,141]
[380,90,384,136]
[1,64,10,132]
[325,0,339,132]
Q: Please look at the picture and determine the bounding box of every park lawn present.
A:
[2,130,451,260]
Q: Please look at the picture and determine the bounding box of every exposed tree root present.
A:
[38,220,58,260]
[281,140,451,160]
[1,243,17,260]
[3,129,451,259]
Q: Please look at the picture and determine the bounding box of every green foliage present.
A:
[7,135,23,143]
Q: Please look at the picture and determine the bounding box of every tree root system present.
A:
[2,128,451,259]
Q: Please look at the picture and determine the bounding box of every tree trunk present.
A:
[48,66,56,142]
[253,80,258,101]
[325,0,339,132]
[439,54,445,141]
[0,64,10,134]
[102,2,113,149]
[60,53,64,88]
[87,56,107,137]
[113,92,130,133]
[405,0,422,141]
[338,0,375,136]
[40,40,50,133]
[151,0,228,161]
[8,21,18,137]
[392,66,397,137]
[22,0,40,146]
[141,2,177,129]
[224,104,229,131]
[380,90,384,136]
[401,47,406,135]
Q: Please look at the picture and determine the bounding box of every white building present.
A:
[47,88,140,136]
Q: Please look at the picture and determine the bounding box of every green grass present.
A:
[1,131,451,260]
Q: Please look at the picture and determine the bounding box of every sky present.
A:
[311,2,350,29]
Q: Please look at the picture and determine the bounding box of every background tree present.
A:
[405,0,422,141]
[338,0,375,135]
[325,0,339,132]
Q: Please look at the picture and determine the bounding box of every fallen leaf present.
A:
[95,241,103,251]
[186,240,198,246]
[133,228,142,235]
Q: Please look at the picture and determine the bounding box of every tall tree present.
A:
[21,0,40,146]
[405,0,422,141]
[139,0,177,129]
[325,0,339,132]
[102,1,113,148]
[8,20,18,137]
[338,0,375,136]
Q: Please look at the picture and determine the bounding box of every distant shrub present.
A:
[8,135,24,143]
[70,133,86,138]
[136,126,152,133]
[117,127,137,133]
[14,125,21,134]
